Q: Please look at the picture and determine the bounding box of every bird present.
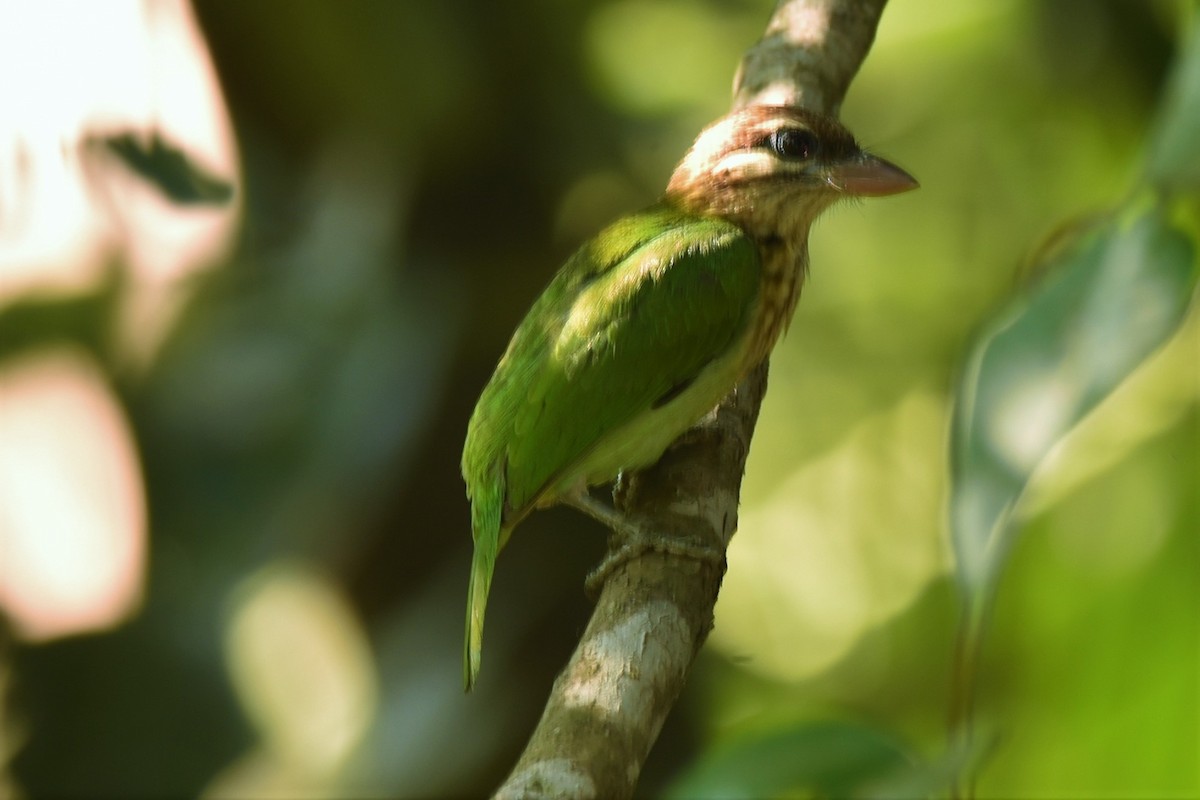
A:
[460,104,917,690]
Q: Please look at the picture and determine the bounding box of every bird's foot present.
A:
[584,532,725,598]
[563,489,724,597]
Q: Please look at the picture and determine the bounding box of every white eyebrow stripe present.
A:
[711,151,807,182]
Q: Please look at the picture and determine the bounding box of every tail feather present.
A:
[464,542,494,691]
[462,460,505,691]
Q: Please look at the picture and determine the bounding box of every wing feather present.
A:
[463,204,760,530]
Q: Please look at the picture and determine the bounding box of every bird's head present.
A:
[665,105,917,241]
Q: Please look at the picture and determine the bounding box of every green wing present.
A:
[465,204,761,525]
[461,204,759,688]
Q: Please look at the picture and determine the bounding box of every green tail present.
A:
[463,540,494,691]
[462,458,505,691]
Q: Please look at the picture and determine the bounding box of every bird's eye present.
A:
[766,128,818,160]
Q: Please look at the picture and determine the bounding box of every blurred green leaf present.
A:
[665,720,914,799]
[0,279,118,363]
[978,416,1199,797]
[1146,18,1200,189]
[949,199,1197,592]
[90,132,235,206]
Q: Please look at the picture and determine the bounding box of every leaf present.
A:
[0,278,119,363]
[89,132,235,206]
[1146,19,1200,190]
[948,199,1197,592]
[664,720,914,799]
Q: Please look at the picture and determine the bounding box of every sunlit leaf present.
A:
[0,347,147,641]
[1146,19,1200,190]
[664,721,913,799]
[223,562,377,776]
[713,391,947,683]
[949,199,1197,592]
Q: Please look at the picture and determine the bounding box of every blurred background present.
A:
[0,0,1195,796]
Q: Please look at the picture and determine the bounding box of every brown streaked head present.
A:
[665,106,917,239]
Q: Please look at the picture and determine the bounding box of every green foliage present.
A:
[3,1,1197,797]
[695,3,1198,797]
[1147,14,1200,189]
[666,721,915,799]
[94,133,236,206]
[950,200,1196,593]
[0,281,118,363]
[942,7,1200,793]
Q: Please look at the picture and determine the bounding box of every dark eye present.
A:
[766,128,818,160]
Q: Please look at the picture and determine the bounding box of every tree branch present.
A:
[496,2,891,797]
[733,0,887,112]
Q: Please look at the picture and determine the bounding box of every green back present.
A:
[463,204,761,530]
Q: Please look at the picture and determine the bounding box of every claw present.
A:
[585,532,725,597]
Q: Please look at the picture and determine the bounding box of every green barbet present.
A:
[461,105,917,690]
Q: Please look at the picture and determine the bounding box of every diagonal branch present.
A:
[495,2,891,797]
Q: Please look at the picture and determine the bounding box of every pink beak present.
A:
[825,154,919,197]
